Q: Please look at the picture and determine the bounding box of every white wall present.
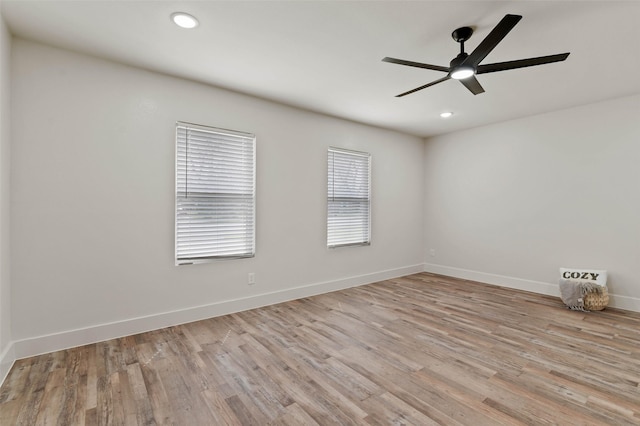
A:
[10,39,425,356]
[10,34,637,369]
[424,94,640,311]
[0,12,13,382]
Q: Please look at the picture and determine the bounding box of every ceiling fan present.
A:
[382,14,570,97]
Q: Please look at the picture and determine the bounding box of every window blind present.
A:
[176,122,255,264]
[327,147,371,248]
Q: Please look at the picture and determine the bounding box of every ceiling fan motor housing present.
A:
[450,53,469,69]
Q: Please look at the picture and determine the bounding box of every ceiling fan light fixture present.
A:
[450,67,474,80]
[171,12,199,29]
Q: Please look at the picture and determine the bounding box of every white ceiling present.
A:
[2,0,640,138]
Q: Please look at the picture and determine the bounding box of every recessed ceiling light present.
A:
[171,12,199,29]
[440,112,453,118]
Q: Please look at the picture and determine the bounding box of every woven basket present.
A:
[584,286,609,311]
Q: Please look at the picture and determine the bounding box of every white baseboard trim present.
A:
[0,341,15,387]
[423,263,640,313]
[9,263,425,364]
[423,263,559,295]
[607,294,640,313]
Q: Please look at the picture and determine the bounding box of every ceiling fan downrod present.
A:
[451,26,473,54]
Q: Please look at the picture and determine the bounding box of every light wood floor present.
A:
[1,273,639,425]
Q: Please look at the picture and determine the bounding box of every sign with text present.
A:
[559,268,607,286]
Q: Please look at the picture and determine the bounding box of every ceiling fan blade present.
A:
[476,53,570,74]
[396,76,451,97]
[459,75,485,95]
[383,57,449,73]
[464,14,522,67]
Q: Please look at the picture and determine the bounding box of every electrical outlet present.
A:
[430,248,436,257]
[248,273,255,285]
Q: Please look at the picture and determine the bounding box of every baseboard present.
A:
[423,263,559,296]
[423,263,640,313]
[10,263,425,364]
[606,294,640,313]
[0,341,15,388]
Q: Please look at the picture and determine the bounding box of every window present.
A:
[327,147,371,248]
[176,122,255,264]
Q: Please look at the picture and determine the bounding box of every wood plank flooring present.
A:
[1,272,639,425]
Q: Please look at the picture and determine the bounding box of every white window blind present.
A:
[327,147,371,248]
[176,122,255,264]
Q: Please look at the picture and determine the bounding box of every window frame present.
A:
[175,121,256,265]
[327,146,371,249]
